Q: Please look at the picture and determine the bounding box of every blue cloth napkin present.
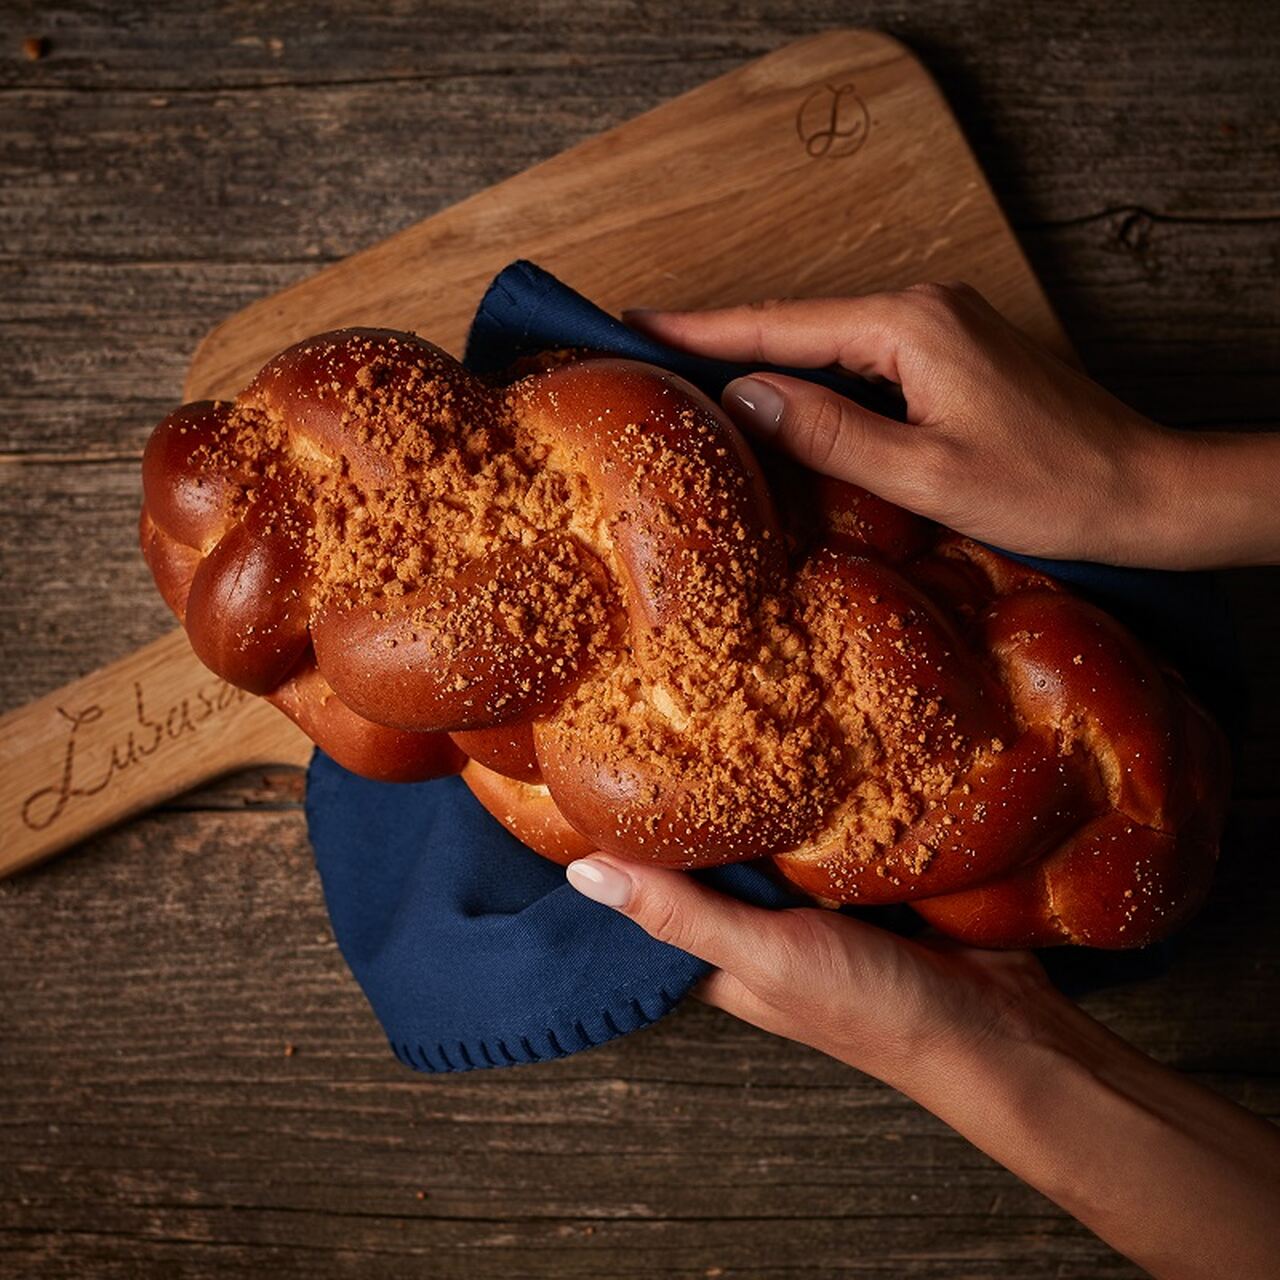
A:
[307,260,1238,1073]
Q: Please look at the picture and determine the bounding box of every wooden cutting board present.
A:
[1,28,1067,878]
[186,28,1067,401]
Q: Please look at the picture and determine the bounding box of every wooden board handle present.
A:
[0,630,311,878]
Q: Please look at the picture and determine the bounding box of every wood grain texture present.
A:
[1,2,1278,1276]
[2,28,1072,873]
[2,28,1079,862]
[0,629,309,878]
[183,29,1070,400]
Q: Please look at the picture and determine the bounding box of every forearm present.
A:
[1133,428,1280,569]
[899,994,1280,1279]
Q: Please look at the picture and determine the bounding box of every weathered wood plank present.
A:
[0,461,165,704]
[0,804,1276,1280]
[2,211,1278,461]
[3,1,1277,224]
[2,4,1278,1277]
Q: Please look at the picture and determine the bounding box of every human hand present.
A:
[566,853,1280,1280]
[627,285,1280,569]
[564,852,1057,1097]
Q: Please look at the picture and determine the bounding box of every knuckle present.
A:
[744,295,796,314]
[904,281,976,324]
[638,891,696,953]
[906,280,954,305]
[742,297,796,361]
[796,393,859,473]
[910,436,954,500]
[767,910,841,989]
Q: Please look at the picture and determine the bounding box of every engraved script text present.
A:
[796,82,871,159]
[21,679,247,831]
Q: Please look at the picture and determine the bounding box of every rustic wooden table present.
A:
[2,4,1277,1277]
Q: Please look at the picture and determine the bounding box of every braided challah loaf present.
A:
[141,329,1227,948]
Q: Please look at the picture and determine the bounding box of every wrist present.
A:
[860,970,1044,1097]
[892,990,1140,1204]
[866,956,1280,1280]
[1103,420,1200,568]
[886,975,1113,1111]
[1114,425,1280,569]
[1139,426,1219,569]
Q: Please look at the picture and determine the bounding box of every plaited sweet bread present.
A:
[140,328,1228,948]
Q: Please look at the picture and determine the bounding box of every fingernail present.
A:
[566,857,634,908]
[724,376,785,436]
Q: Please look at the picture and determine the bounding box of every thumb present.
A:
[723,373,905,491]
[565,855,794,991]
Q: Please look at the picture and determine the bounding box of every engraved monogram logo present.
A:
[20,678,247,832]
[795,81,871,159]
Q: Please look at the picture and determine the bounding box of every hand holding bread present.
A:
[139,299,1230,950]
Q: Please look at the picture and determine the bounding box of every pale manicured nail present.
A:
[566,858,634,909]
[724,376,785,436]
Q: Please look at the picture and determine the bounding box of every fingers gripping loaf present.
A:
[141,329,1228,948]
